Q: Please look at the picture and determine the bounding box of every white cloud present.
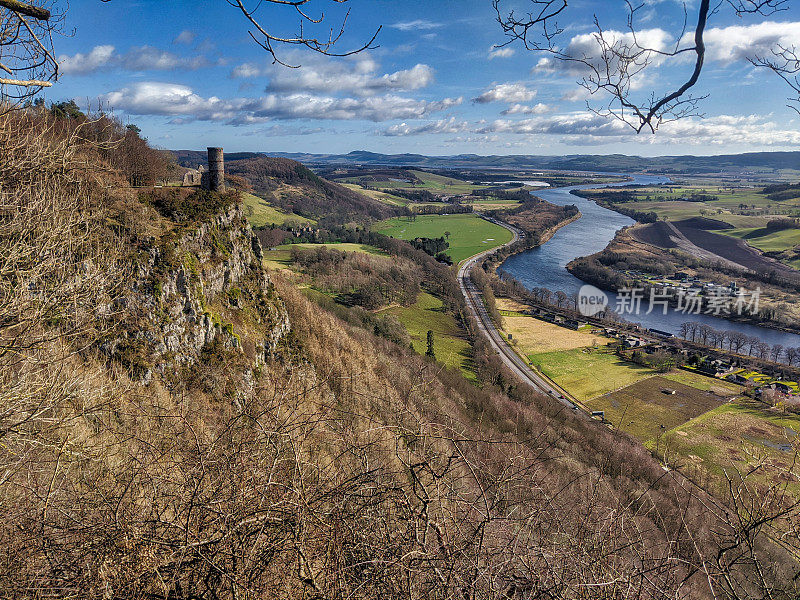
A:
[473,83,536,104]
[233,57,435,96]
[59,45,115,75]
[59,44,210,75]
[502,103,551,115]
[382,117,470,136]
[561,88,591,102]
[532,57,555,73]
[390,20,442,31]
[239,125,326,137]
[119,46,210,71]
[173,30,196,45]
[231,63,263,79]
[480,112,627,136]
[527,22,800,92]
[100,81,462,124]
[478,111,800,147]
[488,47,515,59]
[686,21,800,64]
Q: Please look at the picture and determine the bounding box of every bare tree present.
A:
[728,331,748,354]
[493,0,791,132]
[785,346,799,366]
[697,323,712,345]
[554,289,568,308]
[0,0,60,108]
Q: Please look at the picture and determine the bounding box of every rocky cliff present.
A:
[102,189,290,383]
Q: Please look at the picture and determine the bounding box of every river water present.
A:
[499,175,800,348]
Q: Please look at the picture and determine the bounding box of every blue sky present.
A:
[47,0,800,156]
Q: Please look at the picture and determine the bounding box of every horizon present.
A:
[169,147,800,159]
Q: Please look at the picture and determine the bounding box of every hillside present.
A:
[3,111,799,598]
[175,152,400,225]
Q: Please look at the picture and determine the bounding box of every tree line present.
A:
[679,321,800,366]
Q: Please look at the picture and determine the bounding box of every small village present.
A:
[512,301,800,411]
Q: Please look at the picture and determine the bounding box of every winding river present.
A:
[499,175,800,348]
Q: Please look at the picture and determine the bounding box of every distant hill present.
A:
[172,151,399,224]
[172,148,800,175]
[266,150,800,174]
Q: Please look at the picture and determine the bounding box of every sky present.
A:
[45,0,800,156]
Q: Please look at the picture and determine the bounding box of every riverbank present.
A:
[479,197,583,271]
[566,225,800,337]
[500,174,800,350]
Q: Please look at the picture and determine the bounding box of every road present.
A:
[458,217,585,414]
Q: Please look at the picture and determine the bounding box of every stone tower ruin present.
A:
[202,147,225,192]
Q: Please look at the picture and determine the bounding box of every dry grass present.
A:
[588,376,729,442]
[657,399,800,500]
[497,298,609,355]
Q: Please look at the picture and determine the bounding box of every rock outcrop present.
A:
[103,197,289,382]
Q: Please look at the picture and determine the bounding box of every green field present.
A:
[241,192,313,228]
[379,292,473,378]
[469,198,524,210]
[527,348,654,402]
[372,214,513,263]
[720,226,800,252]
[605,184,800,233]
[600,184,800,260]
[339,170,490,195]
[407,170,489,194]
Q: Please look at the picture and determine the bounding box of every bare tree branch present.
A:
[228,0,381,68]
[0,0,50,21]
[751,44,800,114]
[494,0,793,133]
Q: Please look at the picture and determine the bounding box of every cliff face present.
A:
[103,192,289,382]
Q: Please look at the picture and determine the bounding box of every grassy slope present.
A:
[719,226,800,252]
[379,292,473,379]
[262,243,473,377]
[339,184,410,206]
[372,214,513,263]
[241,192,313,227]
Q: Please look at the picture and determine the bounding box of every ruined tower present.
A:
[204,147,225,192]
